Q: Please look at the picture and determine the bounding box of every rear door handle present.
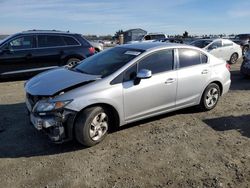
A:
[201,69,209,74]
[165,78,176,84]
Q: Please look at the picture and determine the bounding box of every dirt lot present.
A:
[0,61,250,188]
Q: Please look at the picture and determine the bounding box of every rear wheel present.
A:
[66,58,81,68]
[75,106,109,146]
[199,83,220,111]
[229,53,238,64]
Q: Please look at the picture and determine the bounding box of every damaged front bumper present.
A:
[26,96,77,143]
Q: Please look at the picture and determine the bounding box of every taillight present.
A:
[88,47,95,54]
[226,63,231,71]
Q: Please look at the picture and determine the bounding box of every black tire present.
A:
[66,58,81,68]
[229,53,238,64]
[75,106,109,147]
[199,83,220,111]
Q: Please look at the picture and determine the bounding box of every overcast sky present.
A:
[0,0,249,35]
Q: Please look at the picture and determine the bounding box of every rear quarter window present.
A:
[63,36,79,46]
[178,49,206,68]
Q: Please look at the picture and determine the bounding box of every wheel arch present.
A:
[199,80,223,103]
[210,81,223,96]
[70,103,120,138]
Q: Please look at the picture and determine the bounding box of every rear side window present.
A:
[9,36,35,50]
[38,35,65,47]
[63,36,79,46]
[178,49,204,68]
[201,53,208,64]
[138,50,174,74]
[223,41,233,47]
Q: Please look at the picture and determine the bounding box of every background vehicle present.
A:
[156,37,184,44]
[142,33,167,41]
[89,41,104,52]
[127,33,167,44]
[241,49,250,77]
[0,30,95,79]
[25,42,231,147]
[190,39,242,64]
[232,34,250,55]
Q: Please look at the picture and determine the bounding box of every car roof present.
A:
[20,30,78,35]
[119,42,188,51]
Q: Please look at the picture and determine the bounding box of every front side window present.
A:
[208,41,222,50]
[190,40,212,48]
[75,47,143,78]
[123,64,137,82]
[9,36,34,50]
[178,49,203,68]
[38,35,65,47]
[138,50,174,74]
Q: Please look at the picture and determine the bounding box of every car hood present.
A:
[25,67,101,96]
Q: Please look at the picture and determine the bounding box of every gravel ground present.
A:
[0,61,250,188]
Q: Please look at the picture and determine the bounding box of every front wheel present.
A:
[229,53,238,64]
[199,83,220,111]
[75,106,109,147]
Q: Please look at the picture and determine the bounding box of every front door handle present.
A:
[201,69,209,74]
[165,78,176,84]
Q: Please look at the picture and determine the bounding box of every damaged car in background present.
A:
[25,42,231,147]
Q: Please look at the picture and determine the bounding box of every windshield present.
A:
[75,47,143,78]
[190,40,212,48]
[0,34,15,46]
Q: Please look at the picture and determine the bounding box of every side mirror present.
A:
[136,69,152,79]
[134,69,152,85]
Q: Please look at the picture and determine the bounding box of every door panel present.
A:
[32,35,66,68]
[0,35,36,76]
[123,49,177,121]
[176,64,211,106]
[30,47,62,68]
[176,48,211,107]
[123,71,177,121]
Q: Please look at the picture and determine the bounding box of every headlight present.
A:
[34,100,72,112]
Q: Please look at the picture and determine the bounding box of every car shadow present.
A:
[230,70,250,90]
[0,102,85,158]
[203,115,250,138]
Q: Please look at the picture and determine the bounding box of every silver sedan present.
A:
[25,42,231,146]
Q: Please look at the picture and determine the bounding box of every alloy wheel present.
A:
[89,113,108,141]
[205,87,219,108]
